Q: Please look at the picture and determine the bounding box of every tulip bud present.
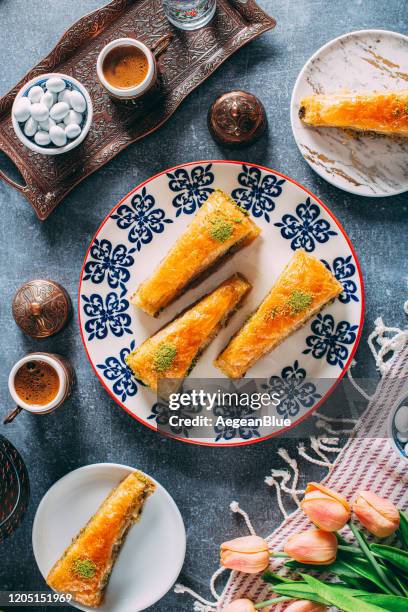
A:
[353,491,400,537]
[220,535,269,574]
[301,482,351,532]
[284,529,337,564]
[224,598,256,612]
[285,601,328,612]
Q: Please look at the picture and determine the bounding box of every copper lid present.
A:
[12,280,72,338]
[208,90,267,147]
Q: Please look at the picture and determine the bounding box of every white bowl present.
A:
[12,72,93,156]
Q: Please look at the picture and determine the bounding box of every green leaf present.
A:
[350,523,401,596]
[371,544,408,575]
[337,556,399,593]
[285,559,358,577]
[272,583,328,605]
[357,594,408,611]
[337,574,381,593]
[398,511,408,550]
[300,574,386,612]
[262,571,292,585]
[286,556,396,593]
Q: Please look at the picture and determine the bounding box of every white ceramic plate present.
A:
[32,463,186,612]
[79,160,364,445]
[291,30,408,197]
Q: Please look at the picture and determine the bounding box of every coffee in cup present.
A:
[96,35,172,102]
[5,353,74,424]
[14,359,60,406]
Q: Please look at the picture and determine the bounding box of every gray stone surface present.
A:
[0,0,407,610]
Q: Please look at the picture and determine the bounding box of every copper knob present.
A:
[208,90,267,147]
[12,280,72,339]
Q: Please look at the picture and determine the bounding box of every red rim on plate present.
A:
[78,160,365,447]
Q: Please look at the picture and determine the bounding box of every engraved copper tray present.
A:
[0,0,275,220]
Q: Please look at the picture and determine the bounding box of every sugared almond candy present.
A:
[24,117,38,137]
[58,89,71,106]
[46,77,66,93]
[65,124,81,139]
[34,131,51,146]
[64,110,82,126]
[13,97,32,122]
[41,91,55,109]
[69,90,86,112]
[38,117,56,131]
[50,102,70,122]
[30,103,49,122]
[27,85,43,104]
[49,125,67,147]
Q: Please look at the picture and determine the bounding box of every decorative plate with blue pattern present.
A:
[79,161,364,446]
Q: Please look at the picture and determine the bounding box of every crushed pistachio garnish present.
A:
[153,344,177,373]
[264,291,313,321]
[209,215,234,243]
[233,217,243,223]
[286,290,313,315]
[73,558,97,579]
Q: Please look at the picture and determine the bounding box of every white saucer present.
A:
[32,463,186,612]
[291,29,408,197]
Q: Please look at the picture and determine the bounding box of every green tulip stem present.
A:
[269,552,289,558]
[254,596,290,608]
[349,522,401,596]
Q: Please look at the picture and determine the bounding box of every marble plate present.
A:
[32,463,186,612]
[79,161,364,446]
[291,30,408,197]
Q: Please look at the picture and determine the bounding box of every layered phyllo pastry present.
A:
[127,274,251,391]
[46,471,155,607]
[131,189,260,316]
[214,250,343,378]
[299,89,408,136]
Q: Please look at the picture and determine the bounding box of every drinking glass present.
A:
[162,0,216,30]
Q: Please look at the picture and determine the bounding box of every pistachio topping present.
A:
[208,215,234,243]
[73,558,97,579]
[286,290,313,315]
[153,343,177,373]
[264,290,313,321]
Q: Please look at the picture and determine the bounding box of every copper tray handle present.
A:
[0,146,28,195]
[3,406,23,425]
[151,33,173,58]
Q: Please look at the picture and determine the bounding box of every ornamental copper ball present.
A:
[208,90,267,147]
[12,279,72,339]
